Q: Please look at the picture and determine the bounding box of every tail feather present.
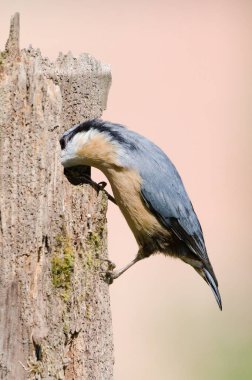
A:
[181,256,222,310]
[200,267,222,310]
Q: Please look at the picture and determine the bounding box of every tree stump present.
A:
[0,13,113,380]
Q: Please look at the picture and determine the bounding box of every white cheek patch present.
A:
[62,129,102,165]
[72,128,100,149]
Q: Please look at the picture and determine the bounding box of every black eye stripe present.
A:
[59,137,66,150]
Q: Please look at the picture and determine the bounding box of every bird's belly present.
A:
[106,167,170,246]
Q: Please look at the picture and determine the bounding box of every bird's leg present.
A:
[101,256,143,285]
[111,257,141,279]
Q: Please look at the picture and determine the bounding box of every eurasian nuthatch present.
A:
[60,119,222,310]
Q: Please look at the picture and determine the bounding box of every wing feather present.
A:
[136,144,208,262]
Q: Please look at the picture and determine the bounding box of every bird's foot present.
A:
[97,181,107,190]
[100,269,123,284]
[99,259,117,284]
[100,270,116,285]
[100,258,116,272]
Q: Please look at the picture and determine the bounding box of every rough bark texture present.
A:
[0,13,113,380]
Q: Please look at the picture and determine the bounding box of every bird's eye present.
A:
[59,137,66,150]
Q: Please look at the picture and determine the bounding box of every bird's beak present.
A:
[63,165,92,186]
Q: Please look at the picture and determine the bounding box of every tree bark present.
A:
[0,13,113,380]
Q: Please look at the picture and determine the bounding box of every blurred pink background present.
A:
[1,1,252,379]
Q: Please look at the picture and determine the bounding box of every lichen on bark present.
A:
[51,229,75,301]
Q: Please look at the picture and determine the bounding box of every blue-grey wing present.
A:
[136,146,208,262]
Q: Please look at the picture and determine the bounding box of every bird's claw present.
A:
[98,181,107,190]
[100,259,116,284]
[100,258,116,272]
[100,271,115,285]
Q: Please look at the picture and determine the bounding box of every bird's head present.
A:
[60,119,124,170]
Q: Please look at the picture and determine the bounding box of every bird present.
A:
[60,118,222,310]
